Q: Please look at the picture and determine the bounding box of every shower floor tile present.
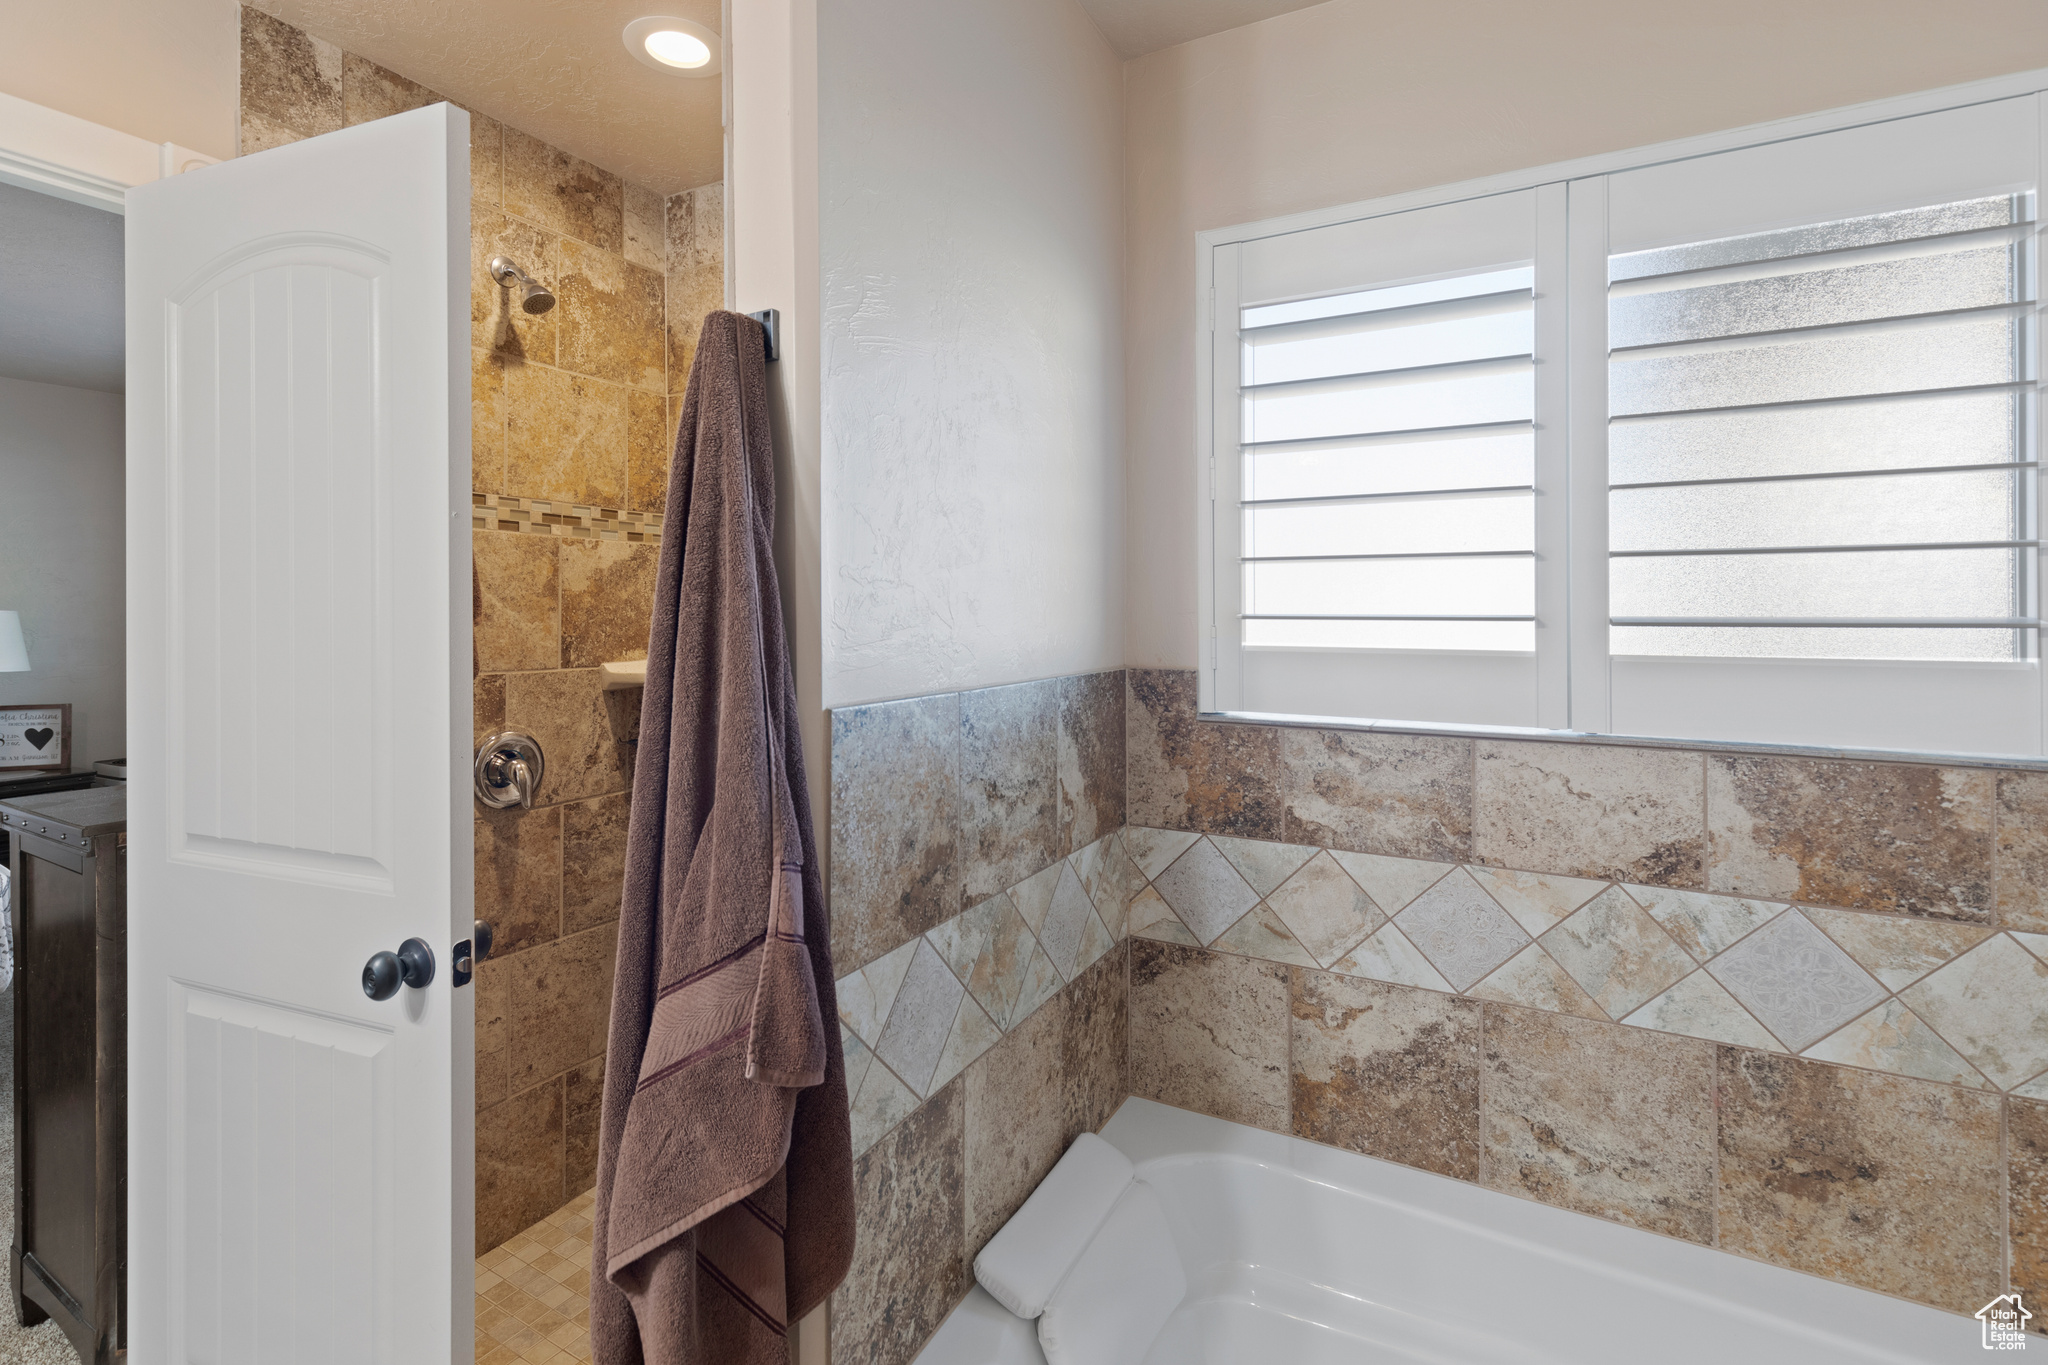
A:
[476,1187,597,1364]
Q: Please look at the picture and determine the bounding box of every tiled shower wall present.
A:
[831,666,2048,1363]
[239,6,726,1252]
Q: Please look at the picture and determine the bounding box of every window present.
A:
[1608,195,2029,665]
[1240,265,1537,656]
[1202,93,2045,756]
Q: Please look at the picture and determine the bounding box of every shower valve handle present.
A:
[475,730,545,809]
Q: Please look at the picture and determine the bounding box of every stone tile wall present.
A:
[826,673,1129,1365]
[239,6,726,1252]
[1124,665,2048,1328]
[832,663,2048,1356]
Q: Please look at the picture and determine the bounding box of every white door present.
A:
[124,103,473,1363]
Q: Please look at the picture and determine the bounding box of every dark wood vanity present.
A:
[3,783,125,1363]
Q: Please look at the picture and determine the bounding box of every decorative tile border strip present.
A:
[835,829,1144,1156]
[1121,826,2048,1097]
[473,493,665,544]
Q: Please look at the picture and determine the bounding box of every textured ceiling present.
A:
[255,0,724,195]
[1075,0,1333,57]
[0,182,124,393]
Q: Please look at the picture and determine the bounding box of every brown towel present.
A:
[591,310,855,1363]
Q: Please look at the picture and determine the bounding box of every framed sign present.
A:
[0,704,70,772]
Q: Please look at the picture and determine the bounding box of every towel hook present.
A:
[746,308,780,362]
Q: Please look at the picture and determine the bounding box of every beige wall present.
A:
[0,377,125,773]
[817,0,1126,708]
[0,0,239,159]
[1123,0,2048,668]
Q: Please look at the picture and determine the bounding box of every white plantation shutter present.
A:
[1240,266,1537,653]
[1204,91,2048,757]
[1608,197,2031,658]
[1598,96,2044,752]
[1215,188,1565,728]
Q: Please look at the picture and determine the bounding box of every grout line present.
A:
[1699,749,1710,889]
[1470,735,1480,863]
[1710,1045,1724,1251]
[1476,1000,1489,1189]
[2004,1093,2014,1299]
[1278,960,1293,1139]
[1993,771,2004,932]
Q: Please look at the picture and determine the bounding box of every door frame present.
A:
[0,90,216,212]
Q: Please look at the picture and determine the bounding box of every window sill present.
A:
[1197,708,2048,772]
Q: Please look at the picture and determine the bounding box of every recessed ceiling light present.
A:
[624,16,721,79]
[644,30,710,67]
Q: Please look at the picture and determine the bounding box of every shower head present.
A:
[489,256,556,315]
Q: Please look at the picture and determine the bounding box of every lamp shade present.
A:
[0,612,28,672]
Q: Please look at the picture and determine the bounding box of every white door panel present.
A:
[127,103,472,1364]
[170,985,393,1361]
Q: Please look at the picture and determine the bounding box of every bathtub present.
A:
[916,1097,1980,1365]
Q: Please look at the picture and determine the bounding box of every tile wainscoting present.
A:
[1121,666,2048,1327]
[828,666,2048,1364]
[825,674,1128,1365]
[1124,827,2035,1091]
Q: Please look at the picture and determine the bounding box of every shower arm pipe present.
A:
[488,255,555,314]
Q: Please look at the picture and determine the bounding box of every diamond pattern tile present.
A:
[1901,933,2048,1089]
[1039,863,1108,979]
[1127,886,1199,945]
[1393,867,1530,991]
[1539,886,1694,1020]
[1621,970,1780,1050]
[1007,939,1064,1027]
[1465,867,1608,936]
[1331,924,1454,992]
[1076,832,1147,928]
[1009,859,1066,935]
[849,1055,920,1156]
[1122,827,1200,880]
[836,936,919,1046]
[965,895,1042,1026]
[841,1023,875,1098]
[1626,885,1783,964]
[1327,850,1453,915]
[1073,894,1118,976]
[1707,911,1887,1052]
[1265,850,1382,967]
[1801,998,1990,1088]
[929,992,1002,1093]
[1211,835,1318,896]
[1470,943,1606,1020]
[1802,906,1994,992]
[873,938,967,1094]
[1212,904,1319,968]
[1152,838,1261,944]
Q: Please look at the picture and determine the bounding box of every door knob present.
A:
[475,730,545,809]
[362,937,436,1001]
